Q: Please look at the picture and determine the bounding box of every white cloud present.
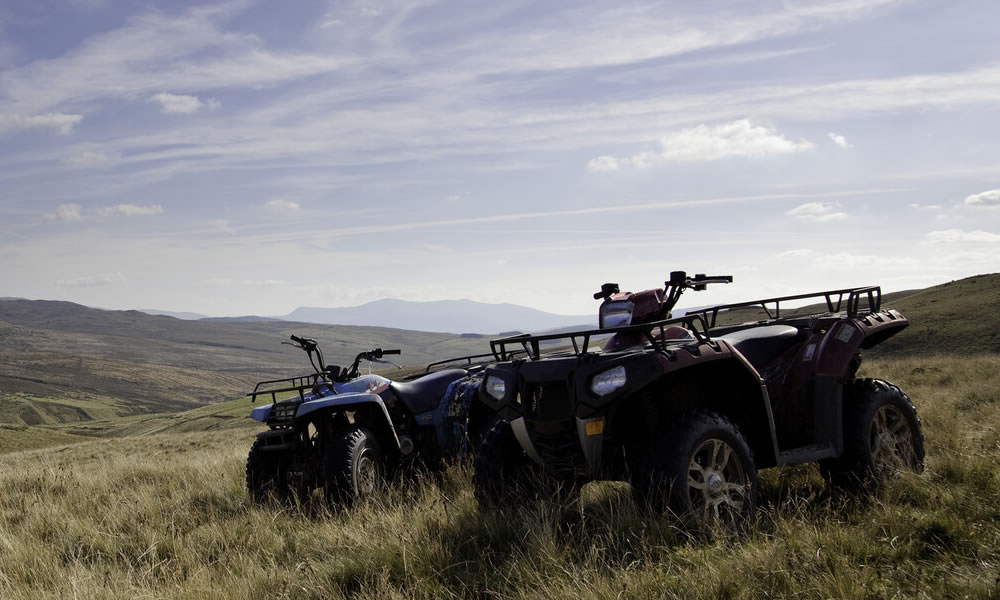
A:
[64,150,121,168]
[785,202,847,222]
[0,112,83,135]
[587,155,620,172]
[776,248,815,259]
[828,132,851,148]
[627,120,813,165]
[925,229,1000,243]
[265,199,301,211]
[42,204,83,222]
[148,92,219,114]
[909,203,942,211]
[964,189,1000,208]
[100,204,164,217]
[56,272,124,287]
[210,219,236,234]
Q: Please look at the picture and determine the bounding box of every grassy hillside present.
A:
[872,273,1000,356]
[0,354,997,598]
[0,299,492,426]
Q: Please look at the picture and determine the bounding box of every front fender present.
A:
[250,393,400,448]
[297,392,400,448]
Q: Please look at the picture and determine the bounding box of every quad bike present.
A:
[245,335,497,504]
[474,271,923,528]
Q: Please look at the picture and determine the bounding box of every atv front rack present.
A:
[688,286,881,328]
[489,314,713,362]
[247,372,327,404]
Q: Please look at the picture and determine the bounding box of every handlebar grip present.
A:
[383,349,401,355]
[290,334,305,344]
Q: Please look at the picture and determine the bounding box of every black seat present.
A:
[389,368,468,415]
[716,325,802,370]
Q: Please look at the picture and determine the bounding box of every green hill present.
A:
[0,299,491,428]
[870,273,1000,356]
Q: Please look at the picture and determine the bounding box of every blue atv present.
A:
[245,335,495,504]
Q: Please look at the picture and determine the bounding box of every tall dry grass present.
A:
[1,354,999,599]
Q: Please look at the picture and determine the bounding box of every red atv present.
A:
[474,272,923,527]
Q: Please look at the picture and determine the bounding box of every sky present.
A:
[1,0,998,318]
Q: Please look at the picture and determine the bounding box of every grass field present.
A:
[1,354,998,599]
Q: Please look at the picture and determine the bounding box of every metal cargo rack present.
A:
[688,286,882,329]
[489,313,714,362]
[247,372,326,404]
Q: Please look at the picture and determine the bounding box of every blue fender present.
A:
[251,392,400,448]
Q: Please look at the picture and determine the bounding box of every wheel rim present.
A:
[356,449,381,496]
[869,404,916,475]
[687,437,749,523]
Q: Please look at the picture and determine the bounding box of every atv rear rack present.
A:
[688,286,881,328]
[489,314,713,362]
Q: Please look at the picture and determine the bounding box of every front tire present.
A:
[473,420,539,508]
[633,411,758,530]
[823,378,924,490]
[246,438,289,503]
[324,424,385,505]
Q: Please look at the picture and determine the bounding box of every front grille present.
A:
[530,419,585,478]
[521,382,572,420]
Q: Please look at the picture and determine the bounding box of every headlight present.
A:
[591,366,627,396]
[600,301,634,329]
[485,375,506,401]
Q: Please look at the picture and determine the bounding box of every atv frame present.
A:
[475,279,922,527]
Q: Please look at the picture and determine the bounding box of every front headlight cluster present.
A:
[599,300,634,329]
[485,375,506,401]
[270,402,298,420]
[590,366,627,396]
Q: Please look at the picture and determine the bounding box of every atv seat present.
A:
[389,368,468,415]
[716,325,802,370]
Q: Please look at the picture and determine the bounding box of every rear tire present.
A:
[324,424,385,505]
[823,378,924,490]
[246,438,289,503]
[633,411,758,530]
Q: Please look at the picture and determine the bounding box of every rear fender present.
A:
[815,310,907,377]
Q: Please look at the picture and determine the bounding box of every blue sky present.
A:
[1,0,998,317]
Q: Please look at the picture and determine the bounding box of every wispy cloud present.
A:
[265,199,301,211]
[965,189,1000,208]
[926,229,1000,243]
[42,204,82,222]
[99,204,164,217]
[0,112,83,135]
[56,272,124,287]
[828,132,851,148]
[64,149,121,168]
[785,202,847,222]
[148,92,219,114]
[587,155,620,172]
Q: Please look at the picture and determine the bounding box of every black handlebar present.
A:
[383,349,401,355]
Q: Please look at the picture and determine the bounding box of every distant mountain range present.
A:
[137,298,592,334]
[283,299,592,334]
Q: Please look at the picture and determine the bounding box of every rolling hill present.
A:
[283,298,591,334]
[0,299,493,427]
[1,273,997,432]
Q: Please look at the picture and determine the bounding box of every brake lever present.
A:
[371,358,402,369]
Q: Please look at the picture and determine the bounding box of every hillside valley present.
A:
[0,273,997,432]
